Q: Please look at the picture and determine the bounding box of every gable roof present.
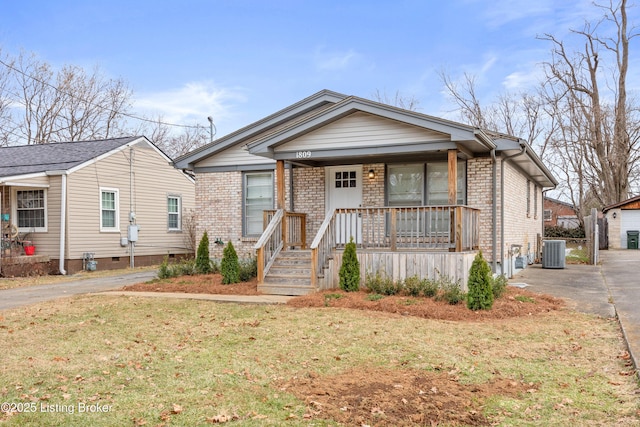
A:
[175,89,557,188]
[0,136,144,179]
[173,90,347,169]
[603,195,640,212]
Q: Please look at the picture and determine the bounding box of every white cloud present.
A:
[503,68,543,91]
[134,81,247,129]
[314,47,360,71]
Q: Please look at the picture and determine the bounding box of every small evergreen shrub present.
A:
[221,241,240,284]
[195,231,213,274]
[238,257,257,282]
[421,278,439,298]
[491,274,508,299]
[435,276,466,305]
[466,251,494,310]
[157,257,197,279]
[402,276,422,297]
[365,271,401,295]
[339,237,360,292]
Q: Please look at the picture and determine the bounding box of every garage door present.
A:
[621,210,640,248]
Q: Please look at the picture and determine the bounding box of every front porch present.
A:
[255,205,479,295]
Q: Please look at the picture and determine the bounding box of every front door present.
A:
[326,166,363,244]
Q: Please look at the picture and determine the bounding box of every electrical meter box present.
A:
[127,225,139,242]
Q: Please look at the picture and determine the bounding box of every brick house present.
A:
[174,90,557,294]
[543,197,580,229]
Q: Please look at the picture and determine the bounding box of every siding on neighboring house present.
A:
[66,143,195,260]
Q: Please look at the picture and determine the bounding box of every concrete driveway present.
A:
[0,270,157,311]
[513,249,640,373]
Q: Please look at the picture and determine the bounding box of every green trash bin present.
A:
[627,230,639,249]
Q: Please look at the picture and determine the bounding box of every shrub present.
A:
[157,257,197,279]
[466,251,494,310]
[402,275,423,297]
[544,225,585,239]
[221,241,240,284]
[238,257,257,282]
[422,278,439,298]
[365,271,401,295]
[339,237,360,292]
[491,274,508,299]
[195,231,213,274]
[435,277,466,305]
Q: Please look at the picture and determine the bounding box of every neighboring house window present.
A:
[168,195,181,231]
[100,188,119,231]
[16,189,46,231]
[243,172,274,237]
[544,209,552,222]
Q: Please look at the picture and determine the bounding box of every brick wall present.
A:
[362,163,385,207]
[196,172,249,259]
[501,161,543,265]
[467,157,498,263]
[292,167,325,247]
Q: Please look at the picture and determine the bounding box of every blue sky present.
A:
[0,0,634,139]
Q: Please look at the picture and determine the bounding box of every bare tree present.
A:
[6,51,132,144]
[371,89,421,111]
[134,116,209,159]
[0,49,14,146]
[540,0,639,206]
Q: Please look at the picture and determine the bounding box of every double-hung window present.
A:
[168,195,181,231]
[243,172,274,237]
[16,189,46,231]
[100,188,119,231]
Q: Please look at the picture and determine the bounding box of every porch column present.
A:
[276,160,285,210]
[448,150,458,205]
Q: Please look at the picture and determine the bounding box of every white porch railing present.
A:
[254,209,284,282]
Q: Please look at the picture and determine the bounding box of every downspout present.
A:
[474,130,498,273]
[491,148,497,273]
[501,141,527,277]
[59,173,67,275]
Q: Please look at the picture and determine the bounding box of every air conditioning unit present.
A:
[542,240,566,269]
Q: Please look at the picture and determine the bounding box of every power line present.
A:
[0,57,208,130]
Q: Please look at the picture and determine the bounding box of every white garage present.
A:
[603,195,640,249]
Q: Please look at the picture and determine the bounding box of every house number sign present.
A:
[295,151,312,159]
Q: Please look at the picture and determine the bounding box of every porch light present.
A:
[368,169,375,179]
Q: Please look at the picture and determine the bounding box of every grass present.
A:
[0,266,158,290]
[566,245,590,264]
[0,295,639,426]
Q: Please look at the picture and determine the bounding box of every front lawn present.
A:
[0,295,638,426]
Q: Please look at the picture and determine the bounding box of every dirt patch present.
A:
[279,367,536,426]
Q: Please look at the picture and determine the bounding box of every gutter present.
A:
[500,141,527,277]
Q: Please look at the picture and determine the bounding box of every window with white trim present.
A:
[16,189,47,231]
[100,188,119,231]
[168,195,181,231]
[243,172,274,237]
[544,209,552,222]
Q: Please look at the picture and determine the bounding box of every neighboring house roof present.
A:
[544,196,577,210]
[175,89,557,188]
[0,136,186,181]
[603,195,640,212]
